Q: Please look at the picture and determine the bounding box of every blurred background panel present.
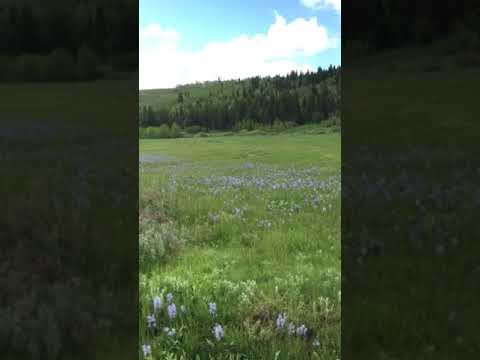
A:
[0,1,139,359]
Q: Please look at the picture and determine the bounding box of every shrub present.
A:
[320,118,336,127]
[139,124,185,139]
[195,132,209,138]
[235,118,258,131]
[170,123,182,138]
[184,125,204,134]
[77,45,99,80]
[272,118,285,132]
[436,22,480,55]
[139,126,171,139]
[158,124,171,138]
[17,54,47,82]
[45,48,76,81]
[453,52,480,69]
[139,221,188,269]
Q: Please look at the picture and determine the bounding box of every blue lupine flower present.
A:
[276,313,286,330]
[296,324,308,337]
[166,293,174,303]
[142,344,151,357]
[153,296,163,312]
[213,323,224,341]
[147,314,156,329]
[167,303,177,319]
[208,302,217,317]
[163,327,176,337]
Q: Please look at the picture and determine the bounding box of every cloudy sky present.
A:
[139,0,341,89]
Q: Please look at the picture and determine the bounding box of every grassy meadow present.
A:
[342,48,480,358]
[1,80,137,360]
[139,128,340,359]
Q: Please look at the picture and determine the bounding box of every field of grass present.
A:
[1,80,137,359]
[139,130,340,359]
[342,49,480,359]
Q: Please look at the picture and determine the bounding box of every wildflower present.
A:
[208,302,217,317]
[163,327,176,337]
[208,212,220,224]
[313,338,320,347]
[287,323,296,336]
[276,313,286,330]
[258,219,272,229]
[142,344,151,357]
[296,324,308,337]
[153,296,163,312]
[167,303,177,319]
[166,293,174,303]
[213,323,224,341]
[146,314,156,329]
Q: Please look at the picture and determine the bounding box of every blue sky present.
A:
[139,0,341,89]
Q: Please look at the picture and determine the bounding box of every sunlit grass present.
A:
[139,130,340,359]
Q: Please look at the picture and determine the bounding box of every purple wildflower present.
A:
[167,303,177,319]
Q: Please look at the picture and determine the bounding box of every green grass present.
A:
[343,48,480,359]
[139,131,340,359]
[140,132,339,167]
[1,80,137,360]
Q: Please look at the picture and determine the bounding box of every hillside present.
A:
[139,66,341,132]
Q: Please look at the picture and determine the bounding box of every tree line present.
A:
[139,66,340,132]
[344,0,480,51]
[0,0,138,81]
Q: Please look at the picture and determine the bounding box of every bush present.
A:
[77,45,99,80]
[184,125,204,134]
[195,132,209,138]
[235,118,259,131]
[140,126,168,139]
[320,118,336,127]
[157,124,171,138]
[436,22,480,55]
[17,54,47,82]
[453,52,480,69]
[139,124,186,139]
[45,49,76,81]
[170,123,182,138]
[139,221,188,269]
[272,118,286,132]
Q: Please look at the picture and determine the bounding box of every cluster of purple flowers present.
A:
[276,312,319,344]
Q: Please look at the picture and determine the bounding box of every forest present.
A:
[0,0,138,81]
[344,0,480,52]
[139,65,340,134]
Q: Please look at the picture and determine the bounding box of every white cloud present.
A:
[301,0,341,13]
[139,13,337,89]
[140,24,179,42]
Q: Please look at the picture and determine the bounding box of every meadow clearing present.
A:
[1,80,137,360]
[139,128,341,359]
[342,50,480,358]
